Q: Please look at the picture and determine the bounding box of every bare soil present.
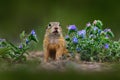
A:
[27,51,112,72]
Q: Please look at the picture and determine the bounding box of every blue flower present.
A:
[98,29,101,34]
[86,22,91,27]
[68,25,77,31]
[78,30,86,38]
[26,39,29,44]
[93,26,98,31]
[72,37,78,44]
[104,44,109,49]
[76,47,81,52]
[19,45,23,49]
[31,30,36,36]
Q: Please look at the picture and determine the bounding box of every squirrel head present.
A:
[45,22,62,37]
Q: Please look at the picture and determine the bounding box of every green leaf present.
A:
[0,47,10,55]
[107,31,114,38]
[29,35,39,43]
[7,41,19,51]
[20,31,25,40]
[85,26,91,32]
[93,20,103,29]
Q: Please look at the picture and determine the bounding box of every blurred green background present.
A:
[0,0,120,79]
[0,0,120,50]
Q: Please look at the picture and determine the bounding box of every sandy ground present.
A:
[27,51,111,72]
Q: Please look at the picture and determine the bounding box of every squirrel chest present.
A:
[47,37,60,49]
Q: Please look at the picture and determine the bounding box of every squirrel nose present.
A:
[54,27,58,30]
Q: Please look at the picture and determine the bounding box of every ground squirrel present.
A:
[43,22,67,62]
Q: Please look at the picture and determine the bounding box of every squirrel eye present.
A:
[48,23,51,26]
[59,24,61,27]
[47,23,51,29]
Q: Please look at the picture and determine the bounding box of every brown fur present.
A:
[43,22,67,62]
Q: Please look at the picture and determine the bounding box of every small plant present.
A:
[65,20,120,62]
[0,30,38,62]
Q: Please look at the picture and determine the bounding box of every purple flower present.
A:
[104,44,109,49]
[93,26,98,31]
[78,30,86,38]
[65,35,69,39]
[19,45,23,49]
[86,22,91,27]
[105,35,109,39]
[31,30,36,36]
[72,37,78,44]
[104,29,111,32]
[68,25,77,31]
